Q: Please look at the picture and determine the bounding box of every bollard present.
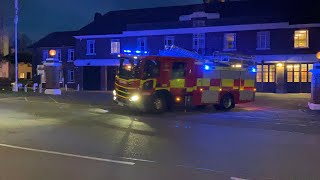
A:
[309,61,320,110]
[65,84,68,91]
[77,84,80,91]
[33,83,38,92]
[24,85,28,92]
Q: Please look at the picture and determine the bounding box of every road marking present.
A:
[230,177,248,180]
[120,157,156,163]
[0,143,135,166]
[24,97,28,102]
[49,96,58,103]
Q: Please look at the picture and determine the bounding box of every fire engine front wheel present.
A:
[218,94,235,111]
[150,95,167,113]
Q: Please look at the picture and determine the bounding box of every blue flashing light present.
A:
[144,51,148,54]
[251,67,257,73]
[135,50,141,54]
[204,65,210,70]
[124,50,132,53]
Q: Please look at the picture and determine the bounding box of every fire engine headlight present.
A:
[130,95,140,102]
[113,90,117,96]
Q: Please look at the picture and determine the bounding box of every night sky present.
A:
[1,0,201,42]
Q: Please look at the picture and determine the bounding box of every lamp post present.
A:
[13,0,18,92]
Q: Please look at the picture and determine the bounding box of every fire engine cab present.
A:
[113,46,256,113]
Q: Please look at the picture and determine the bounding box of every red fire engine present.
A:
[113,46,256,113]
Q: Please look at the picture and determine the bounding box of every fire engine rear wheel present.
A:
[151,95,167,113]
[219,94,234,111]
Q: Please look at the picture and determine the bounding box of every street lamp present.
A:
[13,0,18,92]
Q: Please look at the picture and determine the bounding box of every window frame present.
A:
[111,39,120,54]
[256,64,275,83]
[287,63,313,83]
[56,49,62,61]
[224,33,237,51]
[164,36,175,48]
[68,49,75,62]
[86,40,96,55]
[68,70,75,83]
[171,62,187,79]
[294,30,309,49]
[257,31,270,50]
[137,37,147,52]
[192,33,205,52]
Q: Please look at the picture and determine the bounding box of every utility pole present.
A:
[14,0,18,92]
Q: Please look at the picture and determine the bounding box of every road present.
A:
[0,92,319,180]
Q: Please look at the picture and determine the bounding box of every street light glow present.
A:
[49,50,57,57]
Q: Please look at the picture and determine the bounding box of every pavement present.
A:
[0,91,319,180]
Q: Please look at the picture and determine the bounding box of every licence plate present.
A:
[118,102,124,106]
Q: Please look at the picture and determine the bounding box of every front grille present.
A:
[117,86,129,93]
[116,89,129,98]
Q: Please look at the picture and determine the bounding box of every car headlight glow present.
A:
[113,90,116,96]
[130,95,140,102]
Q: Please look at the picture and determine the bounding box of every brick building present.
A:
[31,31,77,88]
[33,0,320,93]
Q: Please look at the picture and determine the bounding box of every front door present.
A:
[83,66,101,90]
[276,63,286,93]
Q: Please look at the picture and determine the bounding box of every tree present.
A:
[4,52,32,64]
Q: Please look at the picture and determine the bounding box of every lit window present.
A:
[308,64,313,82]
[19,73,25,79]
[137,37,147,51]
[193,33,205,54]
[263,65,269,82]
[111,39,120,54]
[164,36,175,48]
[224,33,236,50]
[42,50,48,61]
[294,30,309,48]
[87,40,96,55]
[68,70,75,82]
[269,65,275,82]
[68,49,75,61]
[256,65,262,82]
[257,31,270,50]
[301,64,308,82]
[293,64,300,82]
[287,65,293,82]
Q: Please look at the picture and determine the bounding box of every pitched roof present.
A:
[78,4,207,35]
[30,31,77,48]
[78,0,320,36]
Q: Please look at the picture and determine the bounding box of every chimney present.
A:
[94,12,102,21]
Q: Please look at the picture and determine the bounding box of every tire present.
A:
[218,94,234,111]
[151,95,167,113]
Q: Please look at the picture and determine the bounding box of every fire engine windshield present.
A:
[118,58,142,79]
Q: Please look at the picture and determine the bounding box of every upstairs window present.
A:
[68,49,75,62]
[164,36,175,48]
[87,40,96,55]
[56,49,61,61]
[257,31,270,50]
[193,33,205,53]
[111,39,120,54]
[294,30,309,48]
[137,37,147,52]
[224,33,236,51]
